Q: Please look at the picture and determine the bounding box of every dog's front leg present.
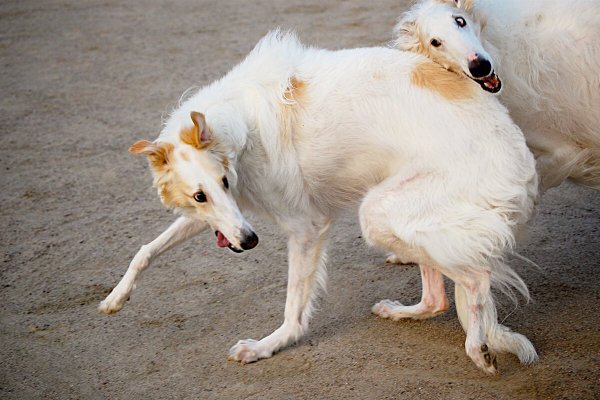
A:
[98,216,207,314]
[228,218,331,364]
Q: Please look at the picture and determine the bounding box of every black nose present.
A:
[240,231,259,250]
[468,57,492,78]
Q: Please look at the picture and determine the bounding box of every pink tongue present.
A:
[216,231,230,248]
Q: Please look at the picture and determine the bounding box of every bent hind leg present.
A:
[372,264,449,320]
[360,174,449,320]
[359,173,535,372]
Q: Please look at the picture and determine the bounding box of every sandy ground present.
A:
[1,0,599,399]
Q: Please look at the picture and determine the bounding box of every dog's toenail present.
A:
[484,353,491,364]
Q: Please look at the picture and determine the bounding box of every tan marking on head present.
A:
[396,3,475,75]
[409,30,464,75]
[147,159,193,209]
[163,144,230,210]
[180,125,202,149]
[129,140,174,170]
[129,139,192,208]
[411,61,475,101]
[158,173,192,209]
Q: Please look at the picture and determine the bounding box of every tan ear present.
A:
[129,140,173,168]
[393,16,421,52]
[181,111,212,149]
[129,140,155,155]
[397,19,415,36]
[460,0,475,12]
[191,111,213,144]
[436,0,475,12]
[432,0,458,6]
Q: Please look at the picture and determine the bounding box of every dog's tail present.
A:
[455,284,538,364]
[539,147,600,191]
[569,147,600,190]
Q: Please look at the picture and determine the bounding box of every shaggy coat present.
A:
[395,0,600,191]
[99,31,538,373]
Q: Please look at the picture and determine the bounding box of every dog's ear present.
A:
[456,0,475,12]
[433,0,473,11]
[129,140,155,155]
[189,111,213,146]
[393,15,420,52]
[129,140,172,167]
[439,0,474,12]
[434,0,460,7]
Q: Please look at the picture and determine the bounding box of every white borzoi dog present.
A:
[98,31,538,373]
[394,0,600,192]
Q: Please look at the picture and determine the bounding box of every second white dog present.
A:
[394,0,600,192]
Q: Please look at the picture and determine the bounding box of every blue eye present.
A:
[193,191,207,203]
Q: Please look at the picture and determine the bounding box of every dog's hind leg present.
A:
[359,175,449,320]
[455,284,538,365]
[228,216,331,364]
[372,264,449,320]
[98,216,207,314]
[363,202,497,372]
[445,271,499,373]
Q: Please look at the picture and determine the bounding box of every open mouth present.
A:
[470,71,502,93]
[215,231,243,253]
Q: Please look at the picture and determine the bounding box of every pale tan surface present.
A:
[1,0,599,399]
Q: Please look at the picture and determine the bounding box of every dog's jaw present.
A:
[469,71,502,93]
[215,230,244,253]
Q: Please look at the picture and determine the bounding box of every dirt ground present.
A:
[1,0,599,399]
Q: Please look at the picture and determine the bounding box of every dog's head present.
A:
[394,0,501,93]
[130,111,258,253]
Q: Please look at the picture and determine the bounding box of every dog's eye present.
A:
[455,17,466,28]
[222,176,229,190]
[193,191,207,203]
[430,38,442,47]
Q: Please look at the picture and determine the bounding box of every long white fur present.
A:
[395,0,600,192]
[99,31,538,373]
[393,0,598,363]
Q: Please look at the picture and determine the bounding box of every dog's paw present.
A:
[467,343,498,374]
[228,339,270,364]
[372,299,404,320]
[385,254,413,265]
[97,290,129,314]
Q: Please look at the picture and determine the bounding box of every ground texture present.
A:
[1,0,599,399]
